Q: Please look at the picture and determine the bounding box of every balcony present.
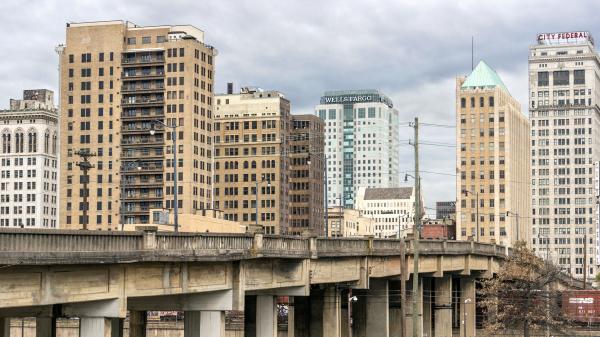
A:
[121,84,165,93]
[121,137,164,147]
[122,56,165,67]
[121,97,164,107]
[122,70,165,80]
[121,111,165,121]
[121,124,164,134]
[122,149,164,159]
[122,193,163,201]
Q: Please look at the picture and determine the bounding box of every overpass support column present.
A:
[310,287,341,337]
[80,317,113,337]
[434,276,452,337]
[184,311,225,337]
[460,278,476,337]
[129,311,146,337]
[366,279,389,337]
[36,317,57,337]
[352,289,367,337]
[0,318,9,337]
[404,275,423,337]
[388,280,402,337]
[423,278,433,337]
[293,296,310,337]
[256,295,277,337]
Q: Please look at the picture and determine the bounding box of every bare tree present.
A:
[479,242,571,337]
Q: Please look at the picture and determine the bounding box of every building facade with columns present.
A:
[0,89,58,228]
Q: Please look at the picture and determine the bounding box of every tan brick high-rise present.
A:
[456,60,531,247]
[289,114,325,235]
[213,88,290,234]
[59,21,216,229]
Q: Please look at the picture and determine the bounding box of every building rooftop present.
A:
[461,60,509,94]
[363,187,413,200]
[319,89,393,108]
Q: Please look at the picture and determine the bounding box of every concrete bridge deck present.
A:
[0,228,579,337]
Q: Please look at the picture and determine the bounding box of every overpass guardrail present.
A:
[0,228,509,265]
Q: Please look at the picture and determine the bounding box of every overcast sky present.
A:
[2,0,600,216]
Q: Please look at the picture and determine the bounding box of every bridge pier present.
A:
[423,278,433,337]
[404,275,423,337]
[128,311,146,337]
[36,317,57,337]
[0,318,8,337]
[357,279,389,337]
[80,317,113,337]
[460,278,476,337]
[183,311,225,337]
[434,276,453,337]
[310,287,341,337]
[291,296,309,337]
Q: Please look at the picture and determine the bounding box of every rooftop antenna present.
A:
[471,36,474,70]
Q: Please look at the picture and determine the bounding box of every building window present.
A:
[574,70,585,85]
[470,97,475,108]
[553,70,569,86]
[461,98,466,108]
[538,71,549,86]
[127,37,136,45]
[488,96,494,107]
[479,97,484,107]
[142,36,151,44]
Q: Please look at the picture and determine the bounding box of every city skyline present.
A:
[3,0,600,213]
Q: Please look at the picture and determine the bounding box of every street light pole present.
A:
[151,120,178,232]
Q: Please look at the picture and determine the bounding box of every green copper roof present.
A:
[461,60,509,94]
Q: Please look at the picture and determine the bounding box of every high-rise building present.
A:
[456,61,531,247]
[435,201,456,220]
[289,114,325,236]
[529,31,599,278]
[355,187,416,238]
[59,21,216,230]
[0,89,58,228]
[213,87,291,234]
[315,90,399,209]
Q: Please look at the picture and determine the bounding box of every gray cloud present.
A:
[2,0,600,212]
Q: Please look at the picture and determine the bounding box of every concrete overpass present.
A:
[0,228,548,337]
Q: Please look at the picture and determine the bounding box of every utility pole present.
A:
[400,239,407,337]
[75,150,96,230]
[412,117,421,337]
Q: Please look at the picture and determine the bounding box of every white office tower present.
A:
[529,32,600,279]
[315,90,400,208]
[0,89,59,228]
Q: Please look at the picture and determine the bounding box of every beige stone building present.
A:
[326,207,374,238]
[213,87,291,234]
[289,114,325,236]
[122,209,244,233]
[456,60,531,247]
[59,21,216,230]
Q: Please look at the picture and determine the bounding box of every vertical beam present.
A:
[434,276,452,337]
[293,296,310,337]
[422,278,432,337]
[0,318,9,337]
[460,278,475,337]
[388,280,403,337]
[256,295,277,337]
[184,311,225,337]
[310,287,341,337]
[352,290,367,337]
[366,279,389,337]
[80,317,111,337]
[36,317,57,337]
[129,311,146,337]
[110,318,124,337]
[404,275,423,337]
[244,296,257,337]
[287,297,295,337]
